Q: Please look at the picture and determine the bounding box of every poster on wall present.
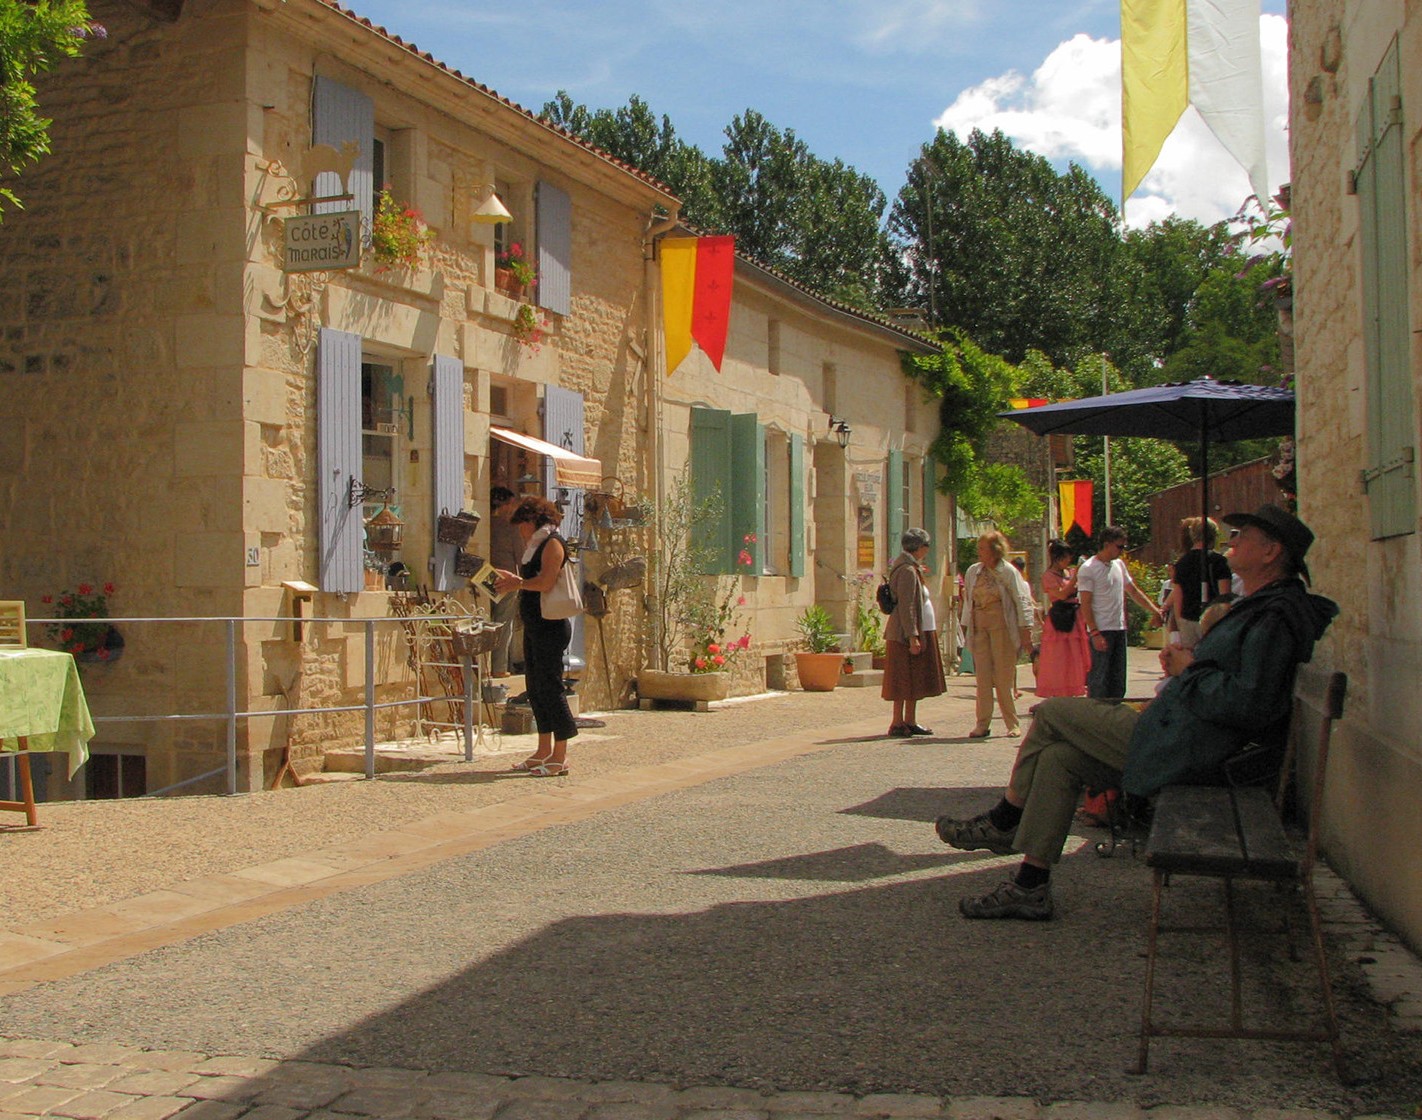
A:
[857,505,876,570]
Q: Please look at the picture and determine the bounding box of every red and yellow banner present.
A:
[1059,479,1093,538]
[662,235,735,374]
[1007,397,1048,409]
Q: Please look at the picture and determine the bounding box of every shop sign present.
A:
[283,210,360,272]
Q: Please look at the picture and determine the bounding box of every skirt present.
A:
[881,631,947,701]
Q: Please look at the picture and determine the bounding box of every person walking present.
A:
[493,496,578,776]
[487,486,520,677]
[1077,526,1164,699]
[1167,516,1232,650]
[882,528,946,737]
[1035,540,1089,698]
[962,530,1035,738]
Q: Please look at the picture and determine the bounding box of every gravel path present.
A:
[4,653,1419,1117]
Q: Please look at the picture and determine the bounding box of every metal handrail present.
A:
[25,613,486,796]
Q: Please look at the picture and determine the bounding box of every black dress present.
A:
[519,532,578,741]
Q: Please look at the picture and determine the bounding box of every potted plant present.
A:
[42,582,124,663]
[794,604,843,691]
[511,302,546,351]
[637,477,753,704]
[370,185,434,272]
[850,573,888,668]
[495,241,536,299]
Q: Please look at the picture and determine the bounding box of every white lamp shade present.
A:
[472,190,512,224]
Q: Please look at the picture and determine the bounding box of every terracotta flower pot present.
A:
[794,651,843,692]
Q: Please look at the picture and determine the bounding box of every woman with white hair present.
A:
[881,527,946,736]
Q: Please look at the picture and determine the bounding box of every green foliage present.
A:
[848,575,886,656]
[1125,557,1170,645]
[795,604,841,654]
[0,0,100,218]
[905,329,1043,527]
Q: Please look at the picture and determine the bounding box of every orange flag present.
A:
[662,235,735,374]
[1059,480,1093,538]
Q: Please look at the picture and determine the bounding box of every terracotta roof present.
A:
[309,0,679,202]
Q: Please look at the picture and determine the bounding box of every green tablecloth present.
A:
[0,648,94,778]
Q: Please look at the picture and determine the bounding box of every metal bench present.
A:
[1133,671,1349,1080]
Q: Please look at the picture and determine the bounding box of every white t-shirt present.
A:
[1078,554,1131,631]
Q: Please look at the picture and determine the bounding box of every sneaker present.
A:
[959,879,1054,920]
[934,811,1017,855]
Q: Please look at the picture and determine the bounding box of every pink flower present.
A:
[41,595,52,604]
[707,643,721,655]
[738,634,752,650]
[78,583,93,595]
[60,628,73,641]
[737,549,753,567]
[103,583,115,594]
[694,657,707,670]
[737,596,746,606]
[712,655,725,666]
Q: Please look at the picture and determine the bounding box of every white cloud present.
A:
[932,14,1290,226]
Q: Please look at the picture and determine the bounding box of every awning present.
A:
[490,426,602,489]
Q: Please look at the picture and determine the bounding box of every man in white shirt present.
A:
[1077,525,1163,698]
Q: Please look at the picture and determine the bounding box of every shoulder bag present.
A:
[540,538,584,620]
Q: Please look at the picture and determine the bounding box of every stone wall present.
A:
[1290,0,1422,950]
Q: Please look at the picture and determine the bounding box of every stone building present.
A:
[1289,1,1422,949]
[1,0,944,800]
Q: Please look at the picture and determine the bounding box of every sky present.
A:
[340,0,1291,228]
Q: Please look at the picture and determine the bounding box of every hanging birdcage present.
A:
[364,504,405,553]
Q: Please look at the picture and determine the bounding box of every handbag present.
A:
[541,550,585,620]
[1047,598,1080,633]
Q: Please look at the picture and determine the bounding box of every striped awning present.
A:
[489,426,602,489]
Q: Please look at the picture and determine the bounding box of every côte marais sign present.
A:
[283,211,360,272]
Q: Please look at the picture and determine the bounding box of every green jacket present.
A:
[1122,578,1338,796]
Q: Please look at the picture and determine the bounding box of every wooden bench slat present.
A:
[1145,785,1297,880]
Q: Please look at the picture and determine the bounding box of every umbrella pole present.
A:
[1200,417,1210,610]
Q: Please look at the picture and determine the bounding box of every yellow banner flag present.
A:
[1121,0,1188,201]
[660,238,698,374]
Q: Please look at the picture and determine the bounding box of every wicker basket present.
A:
[453,550,481,578]
[450,620,507,659]
[436,508,481,547]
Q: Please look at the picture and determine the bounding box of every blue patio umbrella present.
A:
[999,376,1296,595]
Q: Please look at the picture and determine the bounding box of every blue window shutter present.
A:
[788,433,805,577]
[543,385,587,667]
[317,327,363,593]
[922,455,938,571]
[730,414,765,574]
[536,181,572,316]
[690,407,733,571]
[1357,39,1416,539]
[430,354,465,592]
[312,76,374,236]
[887,449,904,556]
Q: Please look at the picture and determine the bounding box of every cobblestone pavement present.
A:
[2,653,1420,1120]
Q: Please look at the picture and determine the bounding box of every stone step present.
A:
[840,669,884,688]
[298,770,366,785]
[842,651,877,672]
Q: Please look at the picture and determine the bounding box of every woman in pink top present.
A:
[1035,539,1090,697]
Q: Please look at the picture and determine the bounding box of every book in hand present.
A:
[465,558,506,603]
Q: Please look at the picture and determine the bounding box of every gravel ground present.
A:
[4,654,1420,1117]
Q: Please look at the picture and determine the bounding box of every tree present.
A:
[886,129,1126,367]
[0,0,102,219]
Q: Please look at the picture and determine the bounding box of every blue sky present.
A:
[342,0,1289,227]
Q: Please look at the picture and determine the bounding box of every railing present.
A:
[24,615,488,797]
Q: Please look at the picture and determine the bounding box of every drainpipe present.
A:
[642,206,681,669]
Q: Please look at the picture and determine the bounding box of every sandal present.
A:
[887,724,912,738]
[525,761,569,777]
[967,727,991,739]
[511,755,552,772]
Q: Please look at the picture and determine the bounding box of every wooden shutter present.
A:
[690,406,733,571]
[317,328,363,593]
[731,413,766,575]
[788,432,805,577]
[922,454,938,570]
[430,354,465,592]
[887,448,905,556]
[1356,39,1416,539]
[543,385,587,667]
[536,181,572,316]
[312,76,375,235]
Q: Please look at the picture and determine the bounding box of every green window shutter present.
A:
[887,448,904,555]
[788,433,805,577]
[690,407,734,571]
[1357,39,1416,539]
[730,413,766,574]
[922,454,938,570]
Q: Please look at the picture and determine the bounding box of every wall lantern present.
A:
[829,416,852,449]
[472,187,512,225]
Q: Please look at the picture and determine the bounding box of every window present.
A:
[360,360,399,519]
[1356,38,1416,539]
[85,752,146,800]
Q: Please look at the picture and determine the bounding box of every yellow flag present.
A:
[660,238,697,374]
[1121,0,1188,201]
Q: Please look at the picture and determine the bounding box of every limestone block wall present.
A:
[1290,0,1422,950]
[0,0,256,797]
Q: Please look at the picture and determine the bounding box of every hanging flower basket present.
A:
[436,508,480,546]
